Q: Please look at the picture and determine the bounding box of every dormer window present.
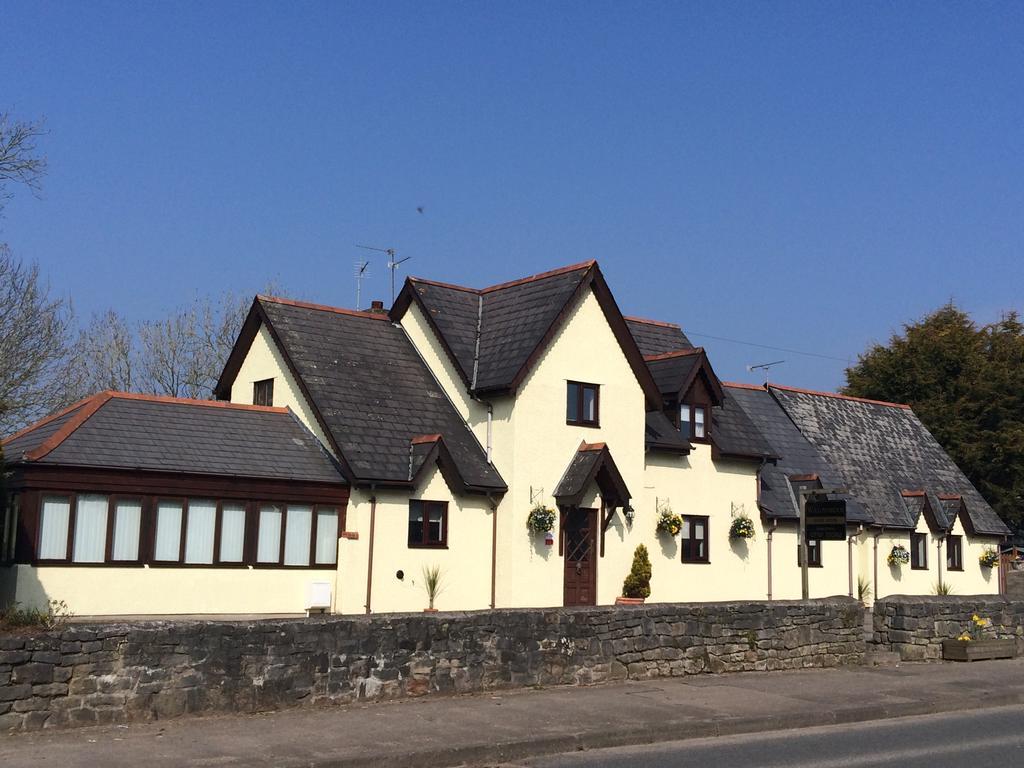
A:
[566,381,599,427]
[679,403,709,441]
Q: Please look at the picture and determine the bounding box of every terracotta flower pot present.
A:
[615,596,645,606]
[423,607,438,613]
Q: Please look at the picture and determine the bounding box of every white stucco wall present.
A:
[9,563,339,616]
[229,323,334,452]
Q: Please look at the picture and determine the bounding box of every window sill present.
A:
[680,559,710,565]
[566,420,601,429]
[947,566,964,572]
[910,565,929,571]
[408,543,449,550]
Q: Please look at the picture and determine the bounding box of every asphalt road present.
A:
[519,705,1024,768]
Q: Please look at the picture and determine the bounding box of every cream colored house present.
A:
[0,261,1008,616]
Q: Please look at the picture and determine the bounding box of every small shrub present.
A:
[0,600,72,631]
[933,581,954,595]
[622,544,652,599]
[857,576,873,603]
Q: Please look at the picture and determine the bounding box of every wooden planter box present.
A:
[941,638,1016,662]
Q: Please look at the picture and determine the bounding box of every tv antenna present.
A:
[356,244,412,305]
[353,260,370,310]
[747,360,785,386]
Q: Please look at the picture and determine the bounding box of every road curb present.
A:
[311,690,1024,768]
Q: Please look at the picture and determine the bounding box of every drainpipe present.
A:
[873,527,884,602]
[486,403,493,464]
[847,529,856,598]
[364,488,377,614]
[766,518,778,601]
[488,493,498,609]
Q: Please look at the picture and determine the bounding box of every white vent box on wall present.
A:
[306,581,332,614]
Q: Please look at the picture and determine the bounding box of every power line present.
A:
[684,330,853,364]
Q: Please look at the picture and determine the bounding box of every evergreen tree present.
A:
[844,304,1024,532]
[622,544,652,599]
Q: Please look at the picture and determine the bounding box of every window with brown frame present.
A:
[0,492,17,564]
[409,500,448,548]
[910,532,928,570]
[679,403,709,440]
[946,535,963,571]
[680,515,709,563]
[797,539,822,568]
[253,378,275,407]
[30,493,339,568]
[566,381,599,427]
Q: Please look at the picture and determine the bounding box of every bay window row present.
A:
[36,493,339,567]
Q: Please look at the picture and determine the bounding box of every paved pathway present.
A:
[2,659,1022,768]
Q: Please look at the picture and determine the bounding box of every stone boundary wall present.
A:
[873,595,1024,661]
[0,598,863,733]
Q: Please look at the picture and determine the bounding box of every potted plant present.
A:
[527,504,556,534]
[422,564,444,613]
[979,548,1000,569]
[887,544,910,567]
[942,613,1016,661]
[856,576,872,605]
[655,507,682,537]
[729,515,755,540]
[617,545,652,605]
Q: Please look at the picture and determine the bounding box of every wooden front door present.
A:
[563,507,597,606]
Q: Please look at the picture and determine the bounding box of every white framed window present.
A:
[154,500,184,562]
[315,507,339,565]
[284,505,313,566]
[219,503,247,563]
[38,495,71,560]
[257,504,283,563]
[184,499,217,565]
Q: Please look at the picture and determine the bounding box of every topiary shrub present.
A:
[622,544,652,599]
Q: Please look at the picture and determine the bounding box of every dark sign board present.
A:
[804,498,847,541]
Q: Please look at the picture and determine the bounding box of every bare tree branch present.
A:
[0,113,47,212]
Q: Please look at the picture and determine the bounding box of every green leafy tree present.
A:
[844,304,1024,531]
[622,544,652,599]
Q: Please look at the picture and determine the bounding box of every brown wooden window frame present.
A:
[408,500,449,548]
[946,534,963,571]
[566,381,600,427]
[679,403,711,442]
[26,491,339,570]
[253,501,338,569]
[253,378,274,407]
[910,532,928,570]
[797,538,823,568]
[0,492,18,565]
[680,514,710,564]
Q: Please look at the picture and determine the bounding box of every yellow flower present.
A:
[972,614,980,622]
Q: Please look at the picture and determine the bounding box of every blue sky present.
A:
[3,2,1022,392]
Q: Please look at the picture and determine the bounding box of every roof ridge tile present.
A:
[258,295,390,321]
[770,383,912,410]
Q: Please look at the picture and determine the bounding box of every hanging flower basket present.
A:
[729,515,755,540]
[979,549,1000,569]
[887,544,910,567]
[527,505,556,534]
[656,509,682,537]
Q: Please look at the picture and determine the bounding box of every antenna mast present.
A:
[747,360,785,386]
[354,260,370,311]
[356,244,412,305]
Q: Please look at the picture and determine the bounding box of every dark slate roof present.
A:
[645,352,701,397]
[3,393,344,484]
[770,386,1009,536]
[645,411,691,454]
[711,394,777,461]
[393,261,662,404]
[401,263,590,392]
[553,442,631,507]
[258,298,506,492]
[726,384,871,523]
[2,399,90,458]
[625,318,693,357]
